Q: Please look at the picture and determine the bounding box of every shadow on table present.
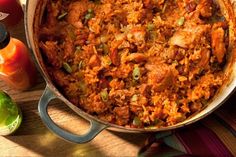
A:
[2,100,103,156]
[3,99,150,156]
[108,130,151,146]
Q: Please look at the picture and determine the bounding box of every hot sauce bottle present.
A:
[0,23,37,90]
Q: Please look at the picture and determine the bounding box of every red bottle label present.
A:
[0,12,9,21]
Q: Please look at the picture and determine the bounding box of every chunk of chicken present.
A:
[198,48,210,68]
[45,1,61,26]
[39,41,63,68]
[169,31,192,48]
[127,27,146,46]
[126,53,147,63]
[67,0,94,24]
[50,69,70,87]
[146,63,174,91]
[139,84,151,96]
[169,25,211,48]
[63,36,74,60]
[88,18,101,35]
[211,27,226,63]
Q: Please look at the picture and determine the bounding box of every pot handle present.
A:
[38,86,107,143]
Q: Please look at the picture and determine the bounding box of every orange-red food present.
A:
[38,0,229,128]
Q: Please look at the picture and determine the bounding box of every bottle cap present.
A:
[0,23,10,49]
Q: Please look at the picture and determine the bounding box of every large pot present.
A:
[23,0,236,143]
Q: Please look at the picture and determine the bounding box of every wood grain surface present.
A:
[0,19,150,157]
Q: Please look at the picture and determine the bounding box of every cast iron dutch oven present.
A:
[23,0,236,143]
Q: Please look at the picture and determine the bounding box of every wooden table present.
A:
[0,19,150,156]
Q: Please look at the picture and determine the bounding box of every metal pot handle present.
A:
[38,86,107,143]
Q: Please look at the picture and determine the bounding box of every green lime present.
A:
[0,91,22,135]
[0,106,9,126]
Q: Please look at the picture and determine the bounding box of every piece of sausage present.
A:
[114,106,130,126]
[110,40,123,66]
[198,0,213,18]
[110,49,120,66]
[185,1,197,13]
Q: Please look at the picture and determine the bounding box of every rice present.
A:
[38,0,229,128]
